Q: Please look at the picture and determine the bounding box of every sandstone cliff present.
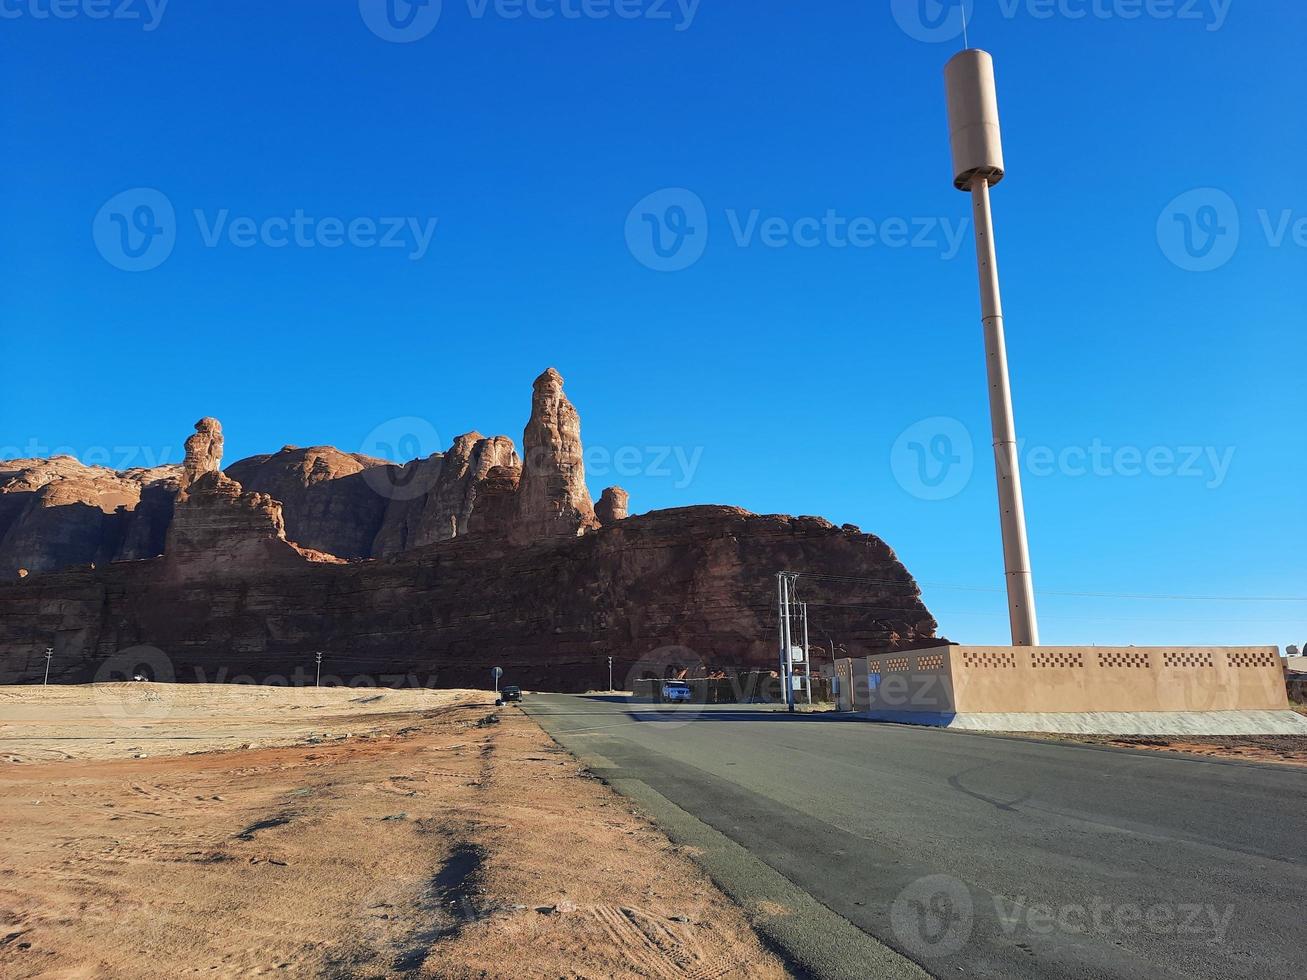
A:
[0,505,936,690]
[226,446,392,559]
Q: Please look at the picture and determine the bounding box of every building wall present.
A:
[860,645,1288,716]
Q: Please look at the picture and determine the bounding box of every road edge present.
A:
[523,702,930,980]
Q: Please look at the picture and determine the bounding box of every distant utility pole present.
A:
[794,598,805,705]
[608,656,613,692]
[315,651,323,688]
[43,647,53,686]
[776,572,796,712]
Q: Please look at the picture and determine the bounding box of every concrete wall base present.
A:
[862,709,1307,736]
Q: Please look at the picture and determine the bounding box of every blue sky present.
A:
[2,1,1303,648]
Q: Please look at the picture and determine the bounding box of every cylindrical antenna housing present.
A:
[945,49,1005,190]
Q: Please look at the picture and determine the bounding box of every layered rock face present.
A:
[0,456,181,575]
[0,506,937,690]
[226,446,391,559]
[371,433,518,556]
[0,367,942,689]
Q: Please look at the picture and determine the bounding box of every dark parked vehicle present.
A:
[499,686,522,703]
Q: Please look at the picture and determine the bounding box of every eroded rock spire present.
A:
[512,368,597,543]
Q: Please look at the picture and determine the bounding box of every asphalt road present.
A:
[524,695,1305,980]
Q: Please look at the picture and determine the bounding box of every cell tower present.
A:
[945,49,1040,646]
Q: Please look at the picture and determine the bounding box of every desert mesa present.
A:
[0,369,939,690]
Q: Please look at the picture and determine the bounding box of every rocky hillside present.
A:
[0,369,940,689]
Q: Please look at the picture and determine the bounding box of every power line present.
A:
[783,570,1307,603]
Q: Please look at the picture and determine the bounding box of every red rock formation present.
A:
[182,417,223,487]
[405,432,518,548]
[465,464,523,539]
[0,456,182,575]
[0,368,943,689]
[0,504,938,690]
[513,368,598,544]
[226,446,391,559]
[596,487,629,525]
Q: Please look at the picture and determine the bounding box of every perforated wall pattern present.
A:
[1163,650,1215,668]
[1031,650,1085,669]
[962,650,1017,669]
[1227,649,1279,668]
[1097,650,1151,669]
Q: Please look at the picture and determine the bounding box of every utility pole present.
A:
[43,647,53,686]
[315,651,323,688]
[801,600,812,706]
[946,48,1039,646]
[776,572,796,712]
[607,656,613,692]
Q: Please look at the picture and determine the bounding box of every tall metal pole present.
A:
[794,598,805,705]
[608,656,613,692]
[315,650,323,688]
[778,573,795,711]
[43,647,53,686]
[970,176,1039,646]
[776,573,786,706]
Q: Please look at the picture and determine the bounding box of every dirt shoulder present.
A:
[0,685,789,979]
[1018,731,1307,767]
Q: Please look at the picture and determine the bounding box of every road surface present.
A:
[524,695,1305,980]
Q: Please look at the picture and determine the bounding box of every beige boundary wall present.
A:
[835,646,1296,733]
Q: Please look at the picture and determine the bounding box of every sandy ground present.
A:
[0,685,789,979]
[1028,731,1307,766]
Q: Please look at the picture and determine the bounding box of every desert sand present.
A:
[0,685,789,979]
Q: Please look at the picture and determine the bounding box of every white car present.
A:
[662,681,693,703]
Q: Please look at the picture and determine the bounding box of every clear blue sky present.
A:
[2,1,1303,648]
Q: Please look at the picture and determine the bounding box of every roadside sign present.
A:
[491,666,503,694]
